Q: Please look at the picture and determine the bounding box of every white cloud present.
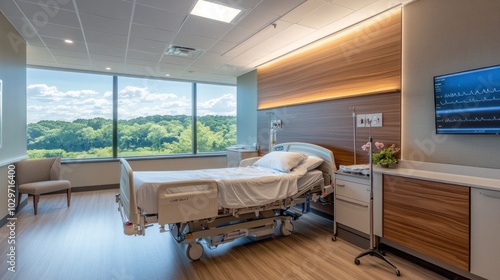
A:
[198,93,236,116]
[28,84,99,102]
[27,83,235,123]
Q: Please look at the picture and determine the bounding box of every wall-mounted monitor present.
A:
[434,64,500,134]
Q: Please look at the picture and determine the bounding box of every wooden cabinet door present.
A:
[383,174,470,271]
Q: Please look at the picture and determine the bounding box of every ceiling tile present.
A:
[252,0,306,16]
[87,43,126,57]
[209,40,237,55]
[171,33,217,50]
[53,55,91,66]
[133,4,186,31]
[126,57,160,67]
[180,16,233,39]
[76,0,134,21]
[43,48,89,60]
[80,14,130,36]
[135,0,195,14]
[0,1,25,19]
[332,0,377,10]
[130,23,176,43]
[126,50,162,62]
[90,53,125,63]
[84,29,128,48]
[41,36,88,52]
[192,52,232,68]
[128,37,167,54]
[16,1,80,28]
[34,23,85,42]
[221,26,254,44]
[280,0,325,23]
[18,0,75,12]
[298,3,353,29]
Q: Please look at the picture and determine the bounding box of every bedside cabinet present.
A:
[334,172,370,236]
[226,148,258,167]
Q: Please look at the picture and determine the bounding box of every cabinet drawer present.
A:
[335,179,370,203]
[334,197,369,234]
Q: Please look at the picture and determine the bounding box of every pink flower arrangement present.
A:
[361,141,400,166]
[361,141,384,151]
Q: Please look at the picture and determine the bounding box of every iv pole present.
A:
[354,120,400,277]
[266,112,275,152]
[351,107,357,165]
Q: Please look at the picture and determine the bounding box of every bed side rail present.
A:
[157,180,218,226]
[118,158,141,225]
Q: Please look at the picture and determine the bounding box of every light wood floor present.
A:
[0,190,448,280]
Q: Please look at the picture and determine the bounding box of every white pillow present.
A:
[296,155,324,171]
[253,151,307,172]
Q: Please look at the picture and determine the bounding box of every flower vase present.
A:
[377,163,397,168]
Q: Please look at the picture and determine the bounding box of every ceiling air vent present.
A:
[165,45,202,59]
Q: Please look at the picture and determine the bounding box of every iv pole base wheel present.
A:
[354,248,400,277]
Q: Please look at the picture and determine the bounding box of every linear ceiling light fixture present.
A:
[190,0,241,23]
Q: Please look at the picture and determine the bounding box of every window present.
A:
[117,77,192,156]
[26,68,237,159]
[196,83,237,153]
[27,69,113,159]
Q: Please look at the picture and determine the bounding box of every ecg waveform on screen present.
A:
[439,96,500,106]
[443,87,500,98]
[444,116,500,123]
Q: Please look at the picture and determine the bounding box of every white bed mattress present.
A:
[133,166,323,213]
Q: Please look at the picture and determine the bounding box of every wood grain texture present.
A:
[257,9,401,109]
[0,189,447,280]
[258,92,401,168]
[383,175,470,271]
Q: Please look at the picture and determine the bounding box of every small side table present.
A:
[226,148,258,167]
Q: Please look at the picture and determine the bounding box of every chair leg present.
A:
[33,195,40,215]
[16,193,24,212]
[67,189,71,207]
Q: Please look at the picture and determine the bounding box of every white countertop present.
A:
[373,160,500,192]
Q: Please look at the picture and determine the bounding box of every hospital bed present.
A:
[116,142,336,260]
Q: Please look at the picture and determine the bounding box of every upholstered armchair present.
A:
[16,157,71,215]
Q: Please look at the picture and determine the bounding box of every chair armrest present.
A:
[239,157,261,167]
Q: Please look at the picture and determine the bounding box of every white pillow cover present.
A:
[253,151,307,172]
[296,155,324,171]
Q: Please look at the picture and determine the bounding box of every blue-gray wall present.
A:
[236,70,258,148]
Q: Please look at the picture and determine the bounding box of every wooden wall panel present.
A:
[257,92,400,168]
[383,175,470,271]
[257,9,401,109]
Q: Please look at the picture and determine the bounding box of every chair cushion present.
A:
[19,180,71,195]
[16,158,57,184]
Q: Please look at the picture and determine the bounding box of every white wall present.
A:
[402,0,500,168]
[0,12,26,220]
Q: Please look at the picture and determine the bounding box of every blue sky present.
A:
[27,68,236,124]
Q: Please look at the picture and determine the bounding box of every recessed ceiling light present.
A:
[105,67,111,70]
[190,0,241,23]
[165,74,170,77]
[64,39,73,44]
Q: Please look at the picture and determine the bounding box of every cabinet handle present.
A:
[336,197,369,208]
[480,190,500,199]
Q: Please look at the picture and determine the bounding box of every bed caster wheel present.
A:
[331,235,336,241]
[280,220,294,236]
[354,259,360,265]
[395,269,401,277]
[186,242,204,261]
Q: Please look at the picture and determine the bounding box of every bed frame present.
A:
[116,142,336,260]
